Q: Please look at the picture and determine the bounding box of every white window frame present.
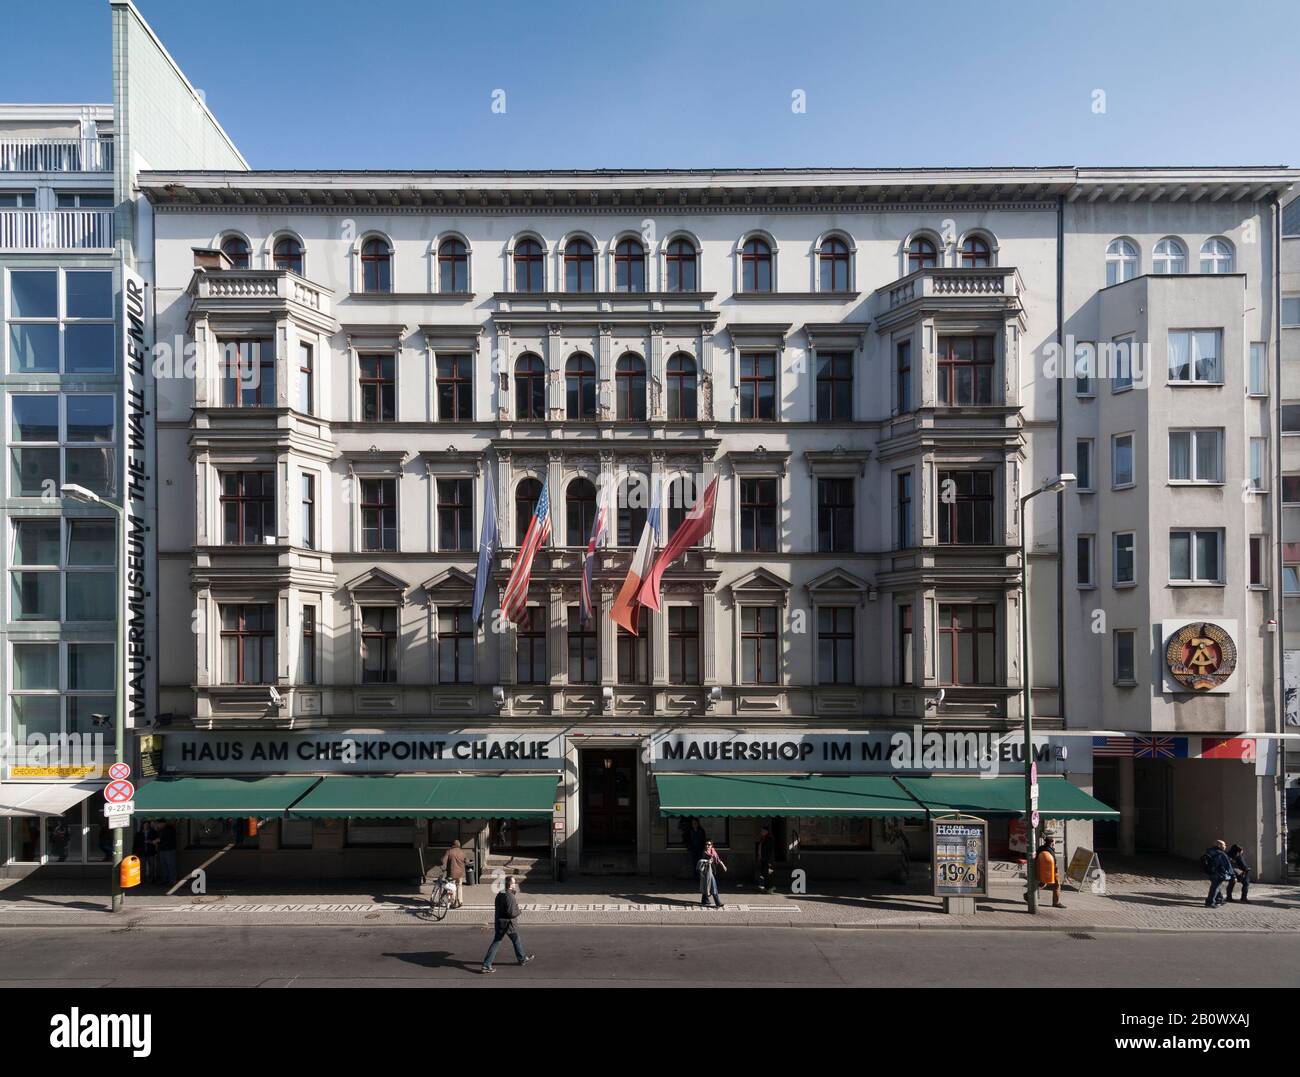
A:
[1113,531,1136,587]
[1248,535,1267,589]
[1111,334,1135,392]
[1105,238,1138,286]
[1167,428,1224,485]
[1249,438,1268,492]
[1248,342,1268,396]
[8,391,118,501]
[1152,237,1187,275]
[1283,296,1300,328]
[8,515,116,624]
[1167,329,1223,385]
[1111,433,1135,489]
[1168,528,1225,585]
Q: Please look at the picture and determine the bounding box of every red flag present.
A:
[636,475,718,613]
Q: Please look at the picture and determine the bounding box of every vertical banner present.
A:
[122,265,151,730]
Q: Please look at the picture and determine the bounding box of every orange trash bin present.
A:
[120,855,141,888]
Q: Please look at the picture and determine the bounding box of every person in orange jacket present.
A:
[1035,834,1066,909]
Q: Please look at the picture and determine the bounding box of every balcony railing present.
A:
[0,137,114,173]
[190,269,332,316]
[886,267,1022,310]
[0,209,114,250]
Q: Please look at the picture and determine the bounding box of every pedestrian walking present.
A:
[754,823,775,893]
[1201,839,1234,907]
[1034,834,1066,909]
[1225,843,1251,903]
[480,876,534,974]
[157,821,177,886]
[698,839,727,908]
[440,839,468,908]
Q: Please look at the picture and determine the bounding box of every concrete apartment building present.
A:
[1281,194,1300,873]
[130,166,1292,882]
[0,0,244,873]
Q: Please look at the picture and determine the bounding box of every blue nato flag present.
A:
[471,471,498,626]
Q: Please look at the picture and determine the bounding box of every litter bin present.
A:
[465,863,476,887]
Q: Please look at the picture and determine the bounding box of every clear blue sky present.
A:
[8,0,1298,170]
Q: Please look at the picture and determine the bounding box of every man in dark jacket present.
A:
[480,876,534,973]
[755,823,775,892]
[1225,843,1251,903]
[1204,839,1234,907]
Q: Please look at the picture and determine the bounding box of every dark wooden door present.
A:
[582,750,637,849]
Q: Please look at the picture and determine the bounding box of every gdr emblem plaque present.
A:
[1165,622,1237,691]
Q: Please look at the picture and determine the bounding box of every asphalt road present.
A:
[2,925,1298,987]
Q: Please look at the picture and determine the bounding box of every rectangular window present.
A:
[617,609,649,685]
[1077,534,1095,588]
[436,354,473,422]
[360,478,397,551]
[739,353,776,420]
[437,607,475,684]
[360,607,398,683]
[739,478,778,552]
[1076,439,1093,492]
[1248,343,1267,396]
[1248,536,1266,588]
[1113,630,1136,685]
[10,518,61,620]
[10,392,116,499]
[895,340,912,413]
[1285,546,1300,595]
[1284,475,1300,504]
[896,471,913,548]
[299,605,317,685]
[8,270,114,375]
[11,640,113,744]
[1111,335,1135,391]
[1168,429,1223,484]
[220,604,276,684]
[937,604,996,686]
[1074,341,1095,397]
[65,519,114,622]
[937,470,995,545]
[1113,532,1136,586]
[898,605,913,685]
[300,472,316,549]
[1249,438,1267,491]
[937,335,995,406]
[817,606,854,685]
[816,477,854,553]
[516,607,547,684]
[1167,329,1222,384]
[741,606,779,685]
[567,606,597,684]
[668,607,700,685]
[220,339,276,407]
[436,478,473,551]
[1112,433,1134,488]
[1169,529,1223,583]
[297,343,313,414]
[1282,296,1300,327]
[815,351,852,421]
[221,471,275,546]
[1286,405,1300,435]
[359,354,396,422]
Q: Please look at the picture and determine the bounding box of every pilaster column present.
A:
[498,452,514,547]
[195,588,211,686]
[600,584,617,686]
[499,586,516,686]
[702,582,718,684]
[275,317,291,409]
[495,323,511,423]
[547,324,563,421]
[649,323,665,419]
[548,585,565,687]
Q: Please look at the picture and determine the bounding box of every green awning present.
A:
[897,776,1118,819]
[655,774,926,818]
[288,775,560,819]
[132,776,322,819]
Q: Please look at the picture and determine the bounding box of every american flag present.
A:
[1092,736,1133,757]
[580,488,608,624]
[501,481,551,624]
[1134,735,1187,760]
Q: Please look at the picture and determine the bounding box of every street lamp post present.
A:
[63,483,126,913]
[1019,472,1075,915]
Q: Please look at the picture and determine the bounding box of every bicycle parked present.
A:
[421,873,458,921]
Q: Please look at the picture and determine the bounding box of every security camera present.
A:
[268,686,285,707]
[492,685,506,708]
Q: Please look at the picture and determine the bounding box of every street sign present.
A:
[1031,810,1041,828]
[104,801,135,818]
[109,762,131,781]
[104,779,135,803]
[107,813,130,830]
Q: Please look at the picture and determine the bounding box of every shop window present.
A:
[347,819,413,846]
[667,816,729,847]
[791,817,872,849]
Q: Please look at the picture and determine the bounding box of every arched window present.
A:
[360,236,392,292]
[1200,237,1234,274]
[819,236,850,291]
[1152,237,1187,275]
[515,478,543,545]
[565,478,598,546]
[615,353,647,420]
[617,476,649,546]
[565,354,597,419]
[1105,238,1138,285]
[960,236,991,268]
[513,238,544,292]
[666,352,697,420]
[220,234,250,269]
[666,237,698,292]
[907,236,937,273]
[564,238,596,292]
[741,236,773,292]
[514,354,545,420]
[614,237,646,293]
[272,235,303,274]
[438,237,469,292]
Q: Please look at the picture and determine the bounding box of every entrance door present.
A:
[1134,761,1169,853]
[581,750,637,849]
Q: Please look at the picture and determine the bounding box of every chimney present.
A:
[192,246,231,271]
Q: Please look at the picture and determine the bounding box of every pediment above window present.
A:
[343,567,410,604]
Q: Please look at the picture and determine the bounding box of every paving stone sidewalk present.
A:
[1,868,1296,932]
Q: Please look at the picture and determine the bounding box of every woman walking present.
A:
[698,839,727,908]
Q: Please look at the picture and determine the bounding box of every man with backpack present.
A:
[1201,839,1234,908]
[480,875,534,974]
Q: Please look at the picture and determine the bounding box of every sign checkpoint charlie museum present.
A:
[130,724,1114,882]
